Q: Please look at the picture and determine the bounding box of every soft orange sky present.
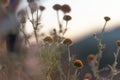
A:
[18,0,120,42]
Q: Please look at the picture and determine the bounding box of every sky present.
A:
[18,0,120,42]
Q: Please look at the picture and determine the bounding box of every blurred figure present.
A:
[0,0,20,53]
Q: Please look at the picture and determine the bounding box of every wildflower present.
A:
[61,4,71,13]
[53,4,61,11]
[73,59,83,68]
[87,54,96,62]
[104,16,111,22]
[63,38,72,45]
[63,15,72,21]
[43,36,53,43]
[39,5,45,11]
[20,16,26,24]
[84,73,92,80]
[116,40,120,47]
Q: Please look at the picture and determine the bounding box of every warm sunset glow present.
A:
[18,0,120,42]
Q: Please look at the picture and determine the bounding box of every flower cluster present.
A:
[12,0,120,80]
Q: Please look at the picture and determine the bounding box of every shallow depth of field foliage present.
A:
[0,0,120,80]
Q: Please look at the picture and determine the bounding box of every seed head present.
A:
[43,36,53,43]
[104,16,111,22]
[39,5,45,11]
[53,4,61,11]
[61,4,71,13]
[73,59,83,68]
[63,15,72,21]
[87,54,96,62]
[63,38,72,45]
[116,40,120,47]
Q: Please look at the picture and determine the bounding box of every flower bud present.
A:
[53,4,61,11]
[104,16,111,22]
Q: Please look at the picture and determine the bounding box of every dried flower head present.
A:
[43,36,53,43]
[39,5,45,11]
[53,4,61,11]
[87,54,96,62]
[84,73,92,80]
[116,40,120,47]
[61,4,71,13]
[63,15,72,21]
[104,16,111,22]
[73,59,83,68]
[63,38,72,45]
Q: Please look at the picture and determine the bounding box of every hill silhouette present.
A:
[70,26,120,79]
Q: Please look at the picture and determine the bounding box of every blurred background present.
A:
[0,0,120,80]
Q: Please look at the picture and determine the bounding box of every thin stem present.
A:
[66,21,68,29]
[20,24,31,46]
[34,30,38,44]
[63,21,68,35]
[67,45,71,80]
[101,21,107,38]
[38,11,43,22]
[31,13,38,45]
[56,11,61,28]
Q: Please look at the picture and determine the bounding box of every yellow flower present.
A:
[116,40,120,47]
[43,36,53,43]
[63,38,72,45]
[73,59,83,68]
[104,16,111,22]
[63,15,72,21]
[53,4,61,11]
